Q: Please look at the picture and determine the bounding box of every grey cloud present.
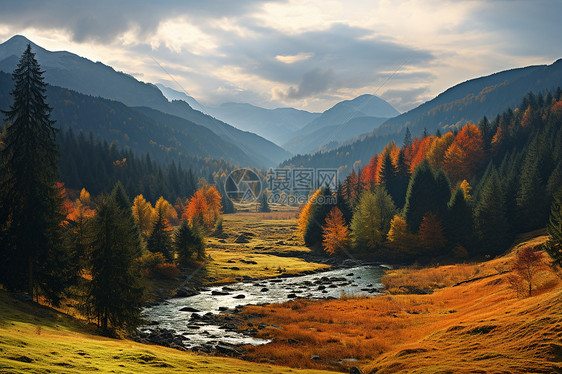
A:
[381,87,431,112]
[282,68,337,99]
[0,0,285,43]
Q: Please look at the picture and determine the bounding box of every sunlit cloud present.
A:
[275,52,314,64]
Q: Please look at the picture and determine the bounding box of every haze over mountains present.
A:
[0,35,290,168]
[283,58,562,172]
[1,35,560,176]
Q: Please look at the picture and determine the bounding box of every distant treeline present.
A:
[58,129,233,202]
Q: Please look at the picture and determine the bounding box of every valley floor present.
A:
[238,235,562,373]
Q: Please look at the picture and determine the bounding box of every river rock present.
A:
[287,293,297,298]
[212,290,230,296]
[311,355,321,360]
[179,306,200,312]
[233,294,246,299]
[260,287,269,292]
[218,306,229,311]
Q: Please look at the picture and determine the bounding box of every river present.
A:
[140,265,386,350]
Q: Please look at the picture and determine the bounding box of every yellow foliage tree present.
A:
[132,194,155,238]
[387,215,416,254]
[459,179,472,201]
[322,207,350,255]
[297,188,322,240]
[155,196,178,225]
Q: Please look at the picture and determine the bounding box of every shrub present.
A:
[153,263,180,279]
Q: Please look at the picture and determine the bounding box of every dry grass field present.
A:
[238,235,562,373]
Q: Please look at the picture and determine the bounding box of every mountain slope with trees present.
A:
[283,59,562,172]
[0,35,290,167]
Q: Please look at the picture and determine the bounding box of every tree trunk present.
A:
[28,257,33,300]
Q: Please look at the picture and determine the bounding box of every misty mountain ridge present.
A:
[283,58,562,172]
[0,35,290,167]
[283,94,400,154]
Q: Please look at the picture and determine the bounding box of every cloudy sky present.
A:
[0,0,560,113]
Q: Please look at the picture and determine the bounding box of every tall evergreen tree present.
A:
[446,188,474,251]
[474,169,511,255]
[258,191,271,212]
[304,187,336,249]
[147,208,173,261]
[403,160,449,233]
[87,196,143,332]
[403,127,412,148]
[0,44,74,303]
[175,220,205,266]
[544,187,562,268]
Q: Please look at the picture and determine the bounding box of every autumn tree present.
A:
[87,196,143,332]
[418,212,446,255]
[298,188,322,240]
[132,194,155,238]
[351,187,396,252]
[322,207,350,255]
[386,215,416,258]
[155,196,178,225]
[0,44,74,304]
[183,185,222,230]
[511,246,547,296]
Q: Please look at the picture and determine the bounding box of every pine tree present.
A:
[175,220,205,266]
[403,160,448,233]
[0,44,74,303]
[111,181,142,256]
[259,192,271,212]
[544,187,562,268]
[403,127,412,148]
[474,169,511,255]
[87,197,143,332]
[446,188,474,251]
[304,187,336,249]
[147,209,173,261]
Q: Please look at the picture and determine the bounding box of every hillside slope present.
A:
[0,291,336,374]
[239,235,561,373]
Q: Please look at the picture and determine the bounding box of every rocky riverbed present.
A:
[137,265,385,355]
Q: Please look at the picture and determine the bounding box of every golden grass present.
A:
[203,212,328,284]
[238,235,562,373]
[0,291,337,374]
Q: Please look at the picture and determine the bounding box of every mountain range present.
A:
[283,58,562,172]
[0,35,290,168]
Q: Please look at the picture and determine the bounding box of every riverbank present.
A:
[234,235,561,373]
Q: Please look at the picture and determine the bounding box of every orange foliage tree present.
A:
[322,207,350,255]
[386,215,416,255]
[182,185,222,230]
[418,212,446,252]
[297,188,322,240]
[443,124,485,183]
[511,246,548,296]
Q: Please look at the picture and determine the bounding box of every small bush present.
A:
[153,263,180,279]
